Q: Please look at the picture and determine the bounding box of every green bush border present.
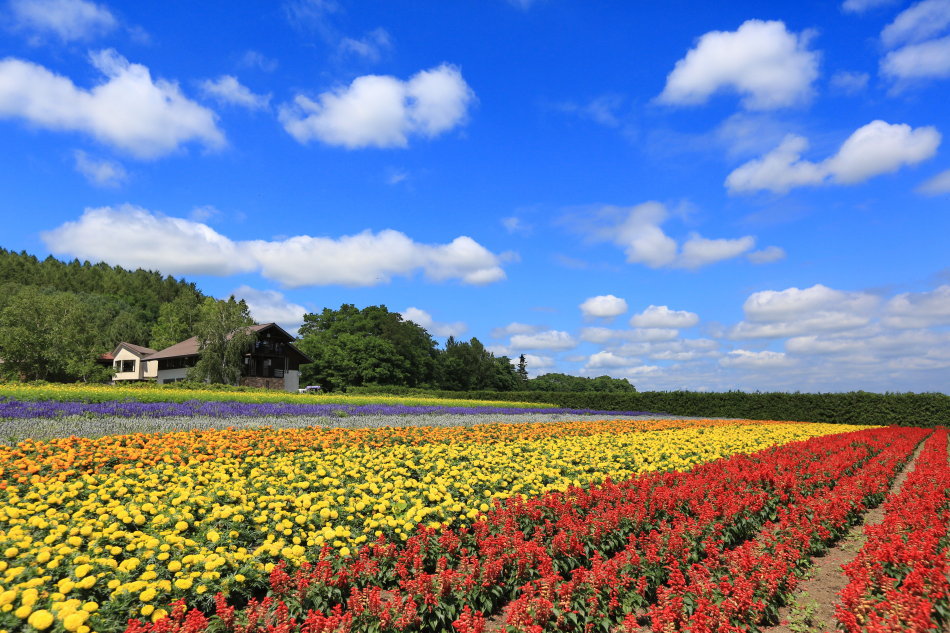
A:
[347,386,950,427]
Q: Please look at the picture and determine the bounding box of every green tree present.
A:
[516,354,529,383]
[150,292,202,350]
[297,304,439,391]
[526,372,636,393]
[188,297,256,385]
[0,287,108,381]
[438,336,519,391]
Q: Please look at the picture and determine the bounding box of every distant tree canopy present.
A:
[0,249,206,381]
[296,304,521,392]
[524,372,636,393]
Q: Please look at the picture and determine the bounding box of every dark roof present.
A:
[144,323,313,364]
[111,342,158,357]
[143,336,200,361]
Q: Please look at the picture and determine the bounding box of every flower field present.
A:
[0,409,946,633]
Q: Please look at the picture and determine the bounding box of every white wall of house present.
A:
[143,359,157,379]
[155,368,189,384]
[113,348,146,381]
[283,370,300,393]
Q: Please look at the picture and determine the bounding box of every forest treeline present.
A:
[0,249,636,392]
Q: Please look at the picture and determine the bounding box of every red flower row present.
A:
[498,428,925,632]
[836,428,950,633]
[123,428,926,633]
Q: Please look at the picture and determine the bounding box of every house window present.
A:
[120,359,136,373]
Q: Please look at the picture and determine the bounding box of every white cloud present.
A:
[884,285,950,327]
[730,284,878,339]
[742,284,877,322]
[918,168,950,194]
[73,149,126,186]
[518,354,555,372]
[579,294,628,319]
[0,51,225,159]
[401,307,467,338]
[843,0,899,13]
[279,64,475,149]
[826,120,942,183]
[509,330,577,351]
[630,305,699,329]
[720,349,793,368]
[596,202,757,269]
[338,28,392,62]
[830,71,870,94]
[726,121,941,194]
[631,328,680,342]
[9,0,116,41]
[199,76,270,110]
[491,322,542,339]
[881,0,950,48]
[679,234,757,269]
[747,245,787,264]
[586,351,637,368]
[658,20,819,110]
[579,327,621,344]
[232,286,306,331]
[41,205,508,287]
[881,35,950,80]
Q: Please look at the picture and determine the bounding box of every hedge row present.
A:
[347,386,950,427]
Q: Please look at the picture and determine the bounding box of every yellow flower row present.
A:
[0,382,548,408]
[0,420,871,633]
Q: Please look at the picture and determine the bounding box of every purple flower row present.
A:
[0,398,652,419]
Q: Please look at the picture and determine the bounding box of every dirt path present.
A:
[761,435,929,633]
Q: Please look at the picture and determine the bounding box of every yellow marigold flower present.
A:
[27,609,54,630]
[0,591,14,607]
[62,611,88,632]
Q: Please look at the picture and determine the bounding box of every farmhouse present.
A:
[111,323,311,392]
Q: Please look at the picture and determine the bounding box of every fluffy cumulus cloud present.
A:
[579,294,628,319]
[726,121,941,194]
[586,351,638,368]
[72,150,126,187]
[880,1,950,82]
[587,202,762,270]
[401,307,467,338]
[0,50,225,159]
[199,76,271,110]
[720,350,793,368]
[881,0,950,48]
[884,285,950,328]
[9,0,116,41]
[882,36,950,80]
[279,64,475,148]
[41,205,508,287]
[729,284,878,339]
[509,330,577,351]
[658,20,819,110]
[630,305,699,329]
[232,286,307,331]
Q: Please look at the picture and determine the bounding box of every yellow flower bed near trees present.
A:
[0,419,871,633]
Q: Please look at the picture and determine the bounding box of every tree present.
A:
[526,372,636,393]
[297,304,438,391]
[516,354,529,383]
[0,287,108,382]
[438,337,519,391]
[188,297,256,385]
[150,292,202,350]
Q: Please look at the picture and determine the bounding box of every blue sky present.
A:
[1,0,949,392]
